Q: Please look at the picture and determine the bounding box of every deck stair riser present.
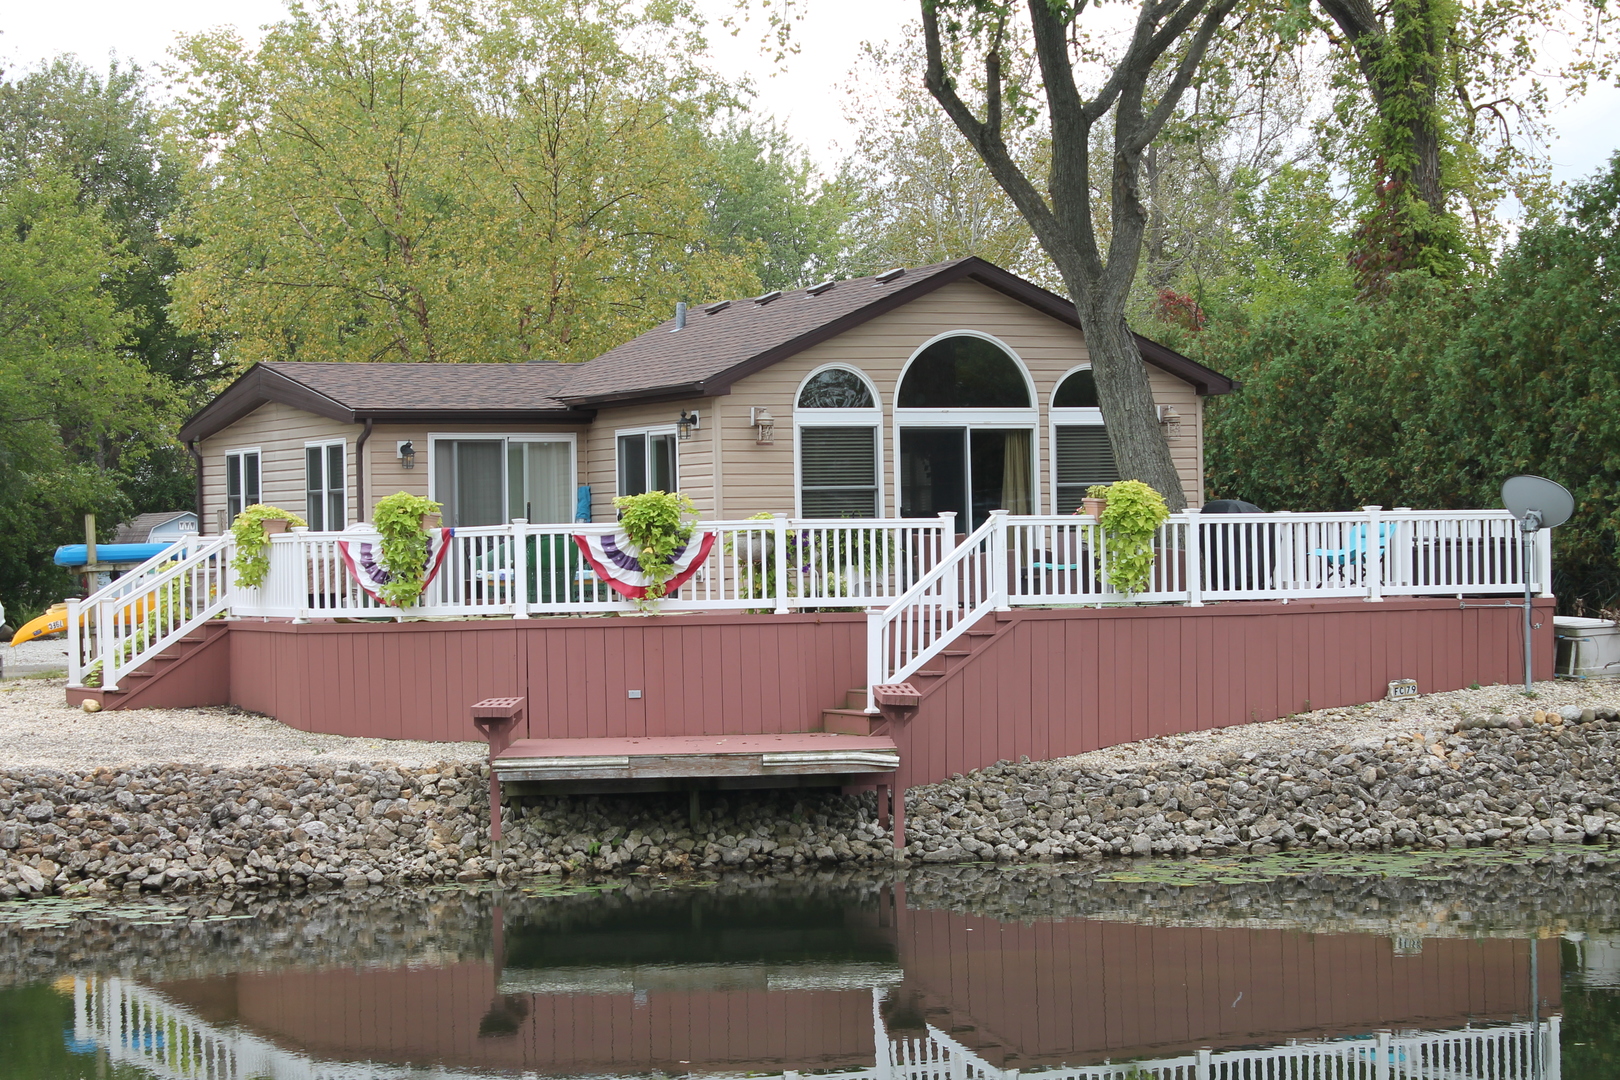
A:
[65,623,230,712]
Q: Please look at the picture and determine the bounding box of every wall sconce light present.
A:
[675,410,700,441]
[397,440,416,469]
[750,407,775,445]
[1156,405,1182,439]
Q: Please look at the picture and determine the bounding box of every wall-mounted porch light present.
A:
[397,440,416,469]
[750,407,775,445]
[676,410,700,441]
[1156,406,1182,439]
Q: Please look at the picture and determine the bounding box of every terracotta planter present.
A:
[421,513,443,532]
[1081,497,1107,521]
[262,518,290,535]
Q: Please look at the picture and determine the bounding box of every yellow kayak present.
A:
[9,603,70,645]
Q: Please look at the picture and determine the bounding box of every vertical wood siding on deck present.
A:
[215,598,1547,770]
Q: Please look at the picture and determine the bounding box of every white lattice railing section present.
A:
[67,534,231,693]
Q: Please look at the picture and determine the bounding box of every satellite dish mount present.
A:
[1500,476,1573,689]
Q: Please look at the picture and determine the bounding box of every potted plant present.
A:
[230,505,308,588]
[613,490,697,610]
[1095,480,1170,594]
[372,492,445,607]
[1080,485,1110,521]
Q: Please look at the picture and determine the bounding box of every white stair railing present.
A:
[67,533,232,693]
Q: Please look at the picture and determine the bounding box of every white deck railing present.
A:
[66,508,1549,695]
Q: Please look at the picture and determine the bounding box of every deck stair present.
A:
[66,621,230,712]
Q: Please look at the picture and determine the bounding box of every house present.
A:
[178,257,1235,534]
[113,511,199,544]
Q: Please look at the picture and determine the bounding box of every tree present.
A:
[918,0,1246,509]
[703,120,849,290]
[0,171,179,609]
[169,0,762,369]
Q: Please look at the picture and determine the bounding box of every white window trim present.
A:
[425,432,578,523]
[613,425,679,500]
[794,362,883,411]
[223,447,263,523]
[1049,365,1115,513]
[794,423,884,519]
[893,329,1039,409]
[304,438,348,531]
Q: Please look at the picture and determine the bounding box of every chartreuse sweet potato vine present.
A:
[613,490,696,608]
[1098,480,1170,594]
[372,492,443,607]
[230,505,307,588]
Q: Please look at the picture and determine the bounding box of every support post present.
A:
[892,779,906,852]
[1525,527,1536,689]
[1185,512,1203,607]
[471,697,525,848]
[865,607,883,714]
[876,781,890,829]
[989,509,1010,611]
[510,519,529,618]
[1364,506,1384,602]
[772,513,791,615]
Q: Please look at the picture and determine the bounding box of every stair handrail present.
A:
[866,512,1004,713]
[68,533,233,692]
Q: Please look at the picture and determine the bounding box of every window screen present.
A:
[1054,426,1119,512]
[225,451,261,521]
[800,427,878,517]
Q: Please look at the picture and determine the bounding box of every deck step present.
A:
[843,687,868,711]
[821,708,876,736]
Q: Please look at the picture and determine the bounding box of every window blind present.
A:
[800,427,878,517]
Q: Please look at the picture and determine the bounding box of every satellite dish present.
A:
[1501,475,1573,531]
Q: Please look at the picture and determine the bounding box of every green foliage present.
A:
[612,491,696,608]
[1097,481,1170,594]
[372,492,443,607]
[168,0,762,371]
[1084,485,1112,500]
[230,505,308,589]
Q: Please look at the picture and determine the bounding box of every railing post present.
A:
[510,520,529,618]
[98,597,118,692]
[989,510,1011,611]
[1375,1031,1390,1080]
[1538,526,1555,598]
[67,599,82,686]
[772,513,791,615]
[1547,1014,1561,1080]
[865,607,884,714]
[1195,1047,1211,1080]
[1185,512,1203,607]
[1364,506,1385,602]
[290,528,311,622]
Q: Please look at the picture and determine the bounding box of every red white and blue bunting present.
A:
[337,528,456,606]
[573,531,716,600]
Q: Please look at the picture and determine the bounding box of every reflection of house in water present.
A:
[1565,932,1620,989]
[74,888,1564,1079]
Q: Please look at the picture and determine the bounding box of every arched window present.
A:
[1053,368,1100,408]
[799,367,875,409]
[897,336,1031,408]
[1050,366,1118,513]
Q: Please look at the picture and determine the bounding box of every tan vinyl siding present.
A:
[370,422,585,521]
[198,403,355,533]
[586,400,716,521]
[717,278,1206,518]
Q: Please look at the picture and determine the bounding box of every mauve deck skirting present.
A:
[210,599,1553,786]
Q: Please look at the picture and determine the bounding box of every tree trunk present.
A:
[1071,299,1186,509]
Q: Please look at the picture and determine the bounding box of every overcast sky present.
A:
[1,0,1615,187]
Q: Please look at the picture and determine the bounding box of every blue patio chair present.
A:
[1312,523,1396,569]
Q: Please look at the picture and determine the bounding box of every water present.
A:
[4,850,1620,1080]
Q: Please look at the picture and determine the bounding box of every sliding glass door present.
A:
[899,427,1033,530]
[432,436,575,526]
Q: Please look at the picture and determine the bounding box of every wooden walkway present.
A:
[493,733,899,785]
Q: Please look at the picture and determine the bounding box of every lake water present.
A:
[3,849,1619,1079]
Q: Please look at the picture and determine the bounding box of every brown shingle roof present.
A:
[260,361,575,412]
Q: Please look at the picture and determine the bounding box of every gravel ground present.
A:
[0,678,486,769]
[1056,678,1620,772]
[1,639,70,679]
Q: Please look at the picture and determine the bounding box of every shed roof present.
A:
[179,257,1234,442]
[114,511,196,544]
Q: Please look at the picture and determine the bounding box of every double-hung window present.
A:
[225,449,261,522]
[795,366,882,518]
[1050,368,1119,513]
[305,440,346,530]
[616,429,678,497]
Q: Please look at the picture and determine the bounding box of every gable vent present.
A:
[806,279,837,296]
[705,300,731,315]
[754,290,782,305]
[874,267,905,284]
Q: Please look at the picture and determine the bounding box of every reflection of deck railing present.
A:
[72,976,1560,1080]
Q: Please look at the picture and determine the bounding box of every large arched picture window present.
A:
[1050,366,1119,513]
[896,334,1036,527]
[897,336,1031,408]
[795,365,881,517]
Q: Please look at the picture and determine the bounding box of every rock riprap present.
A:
[4,703,1619,897]
[904,705,1620,862]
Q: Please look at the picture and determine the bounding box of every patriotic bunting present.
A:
[573,530,716,600]
[338,528,456,606]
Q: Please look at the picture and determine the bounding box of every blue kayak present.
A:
[53,542,177,567]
